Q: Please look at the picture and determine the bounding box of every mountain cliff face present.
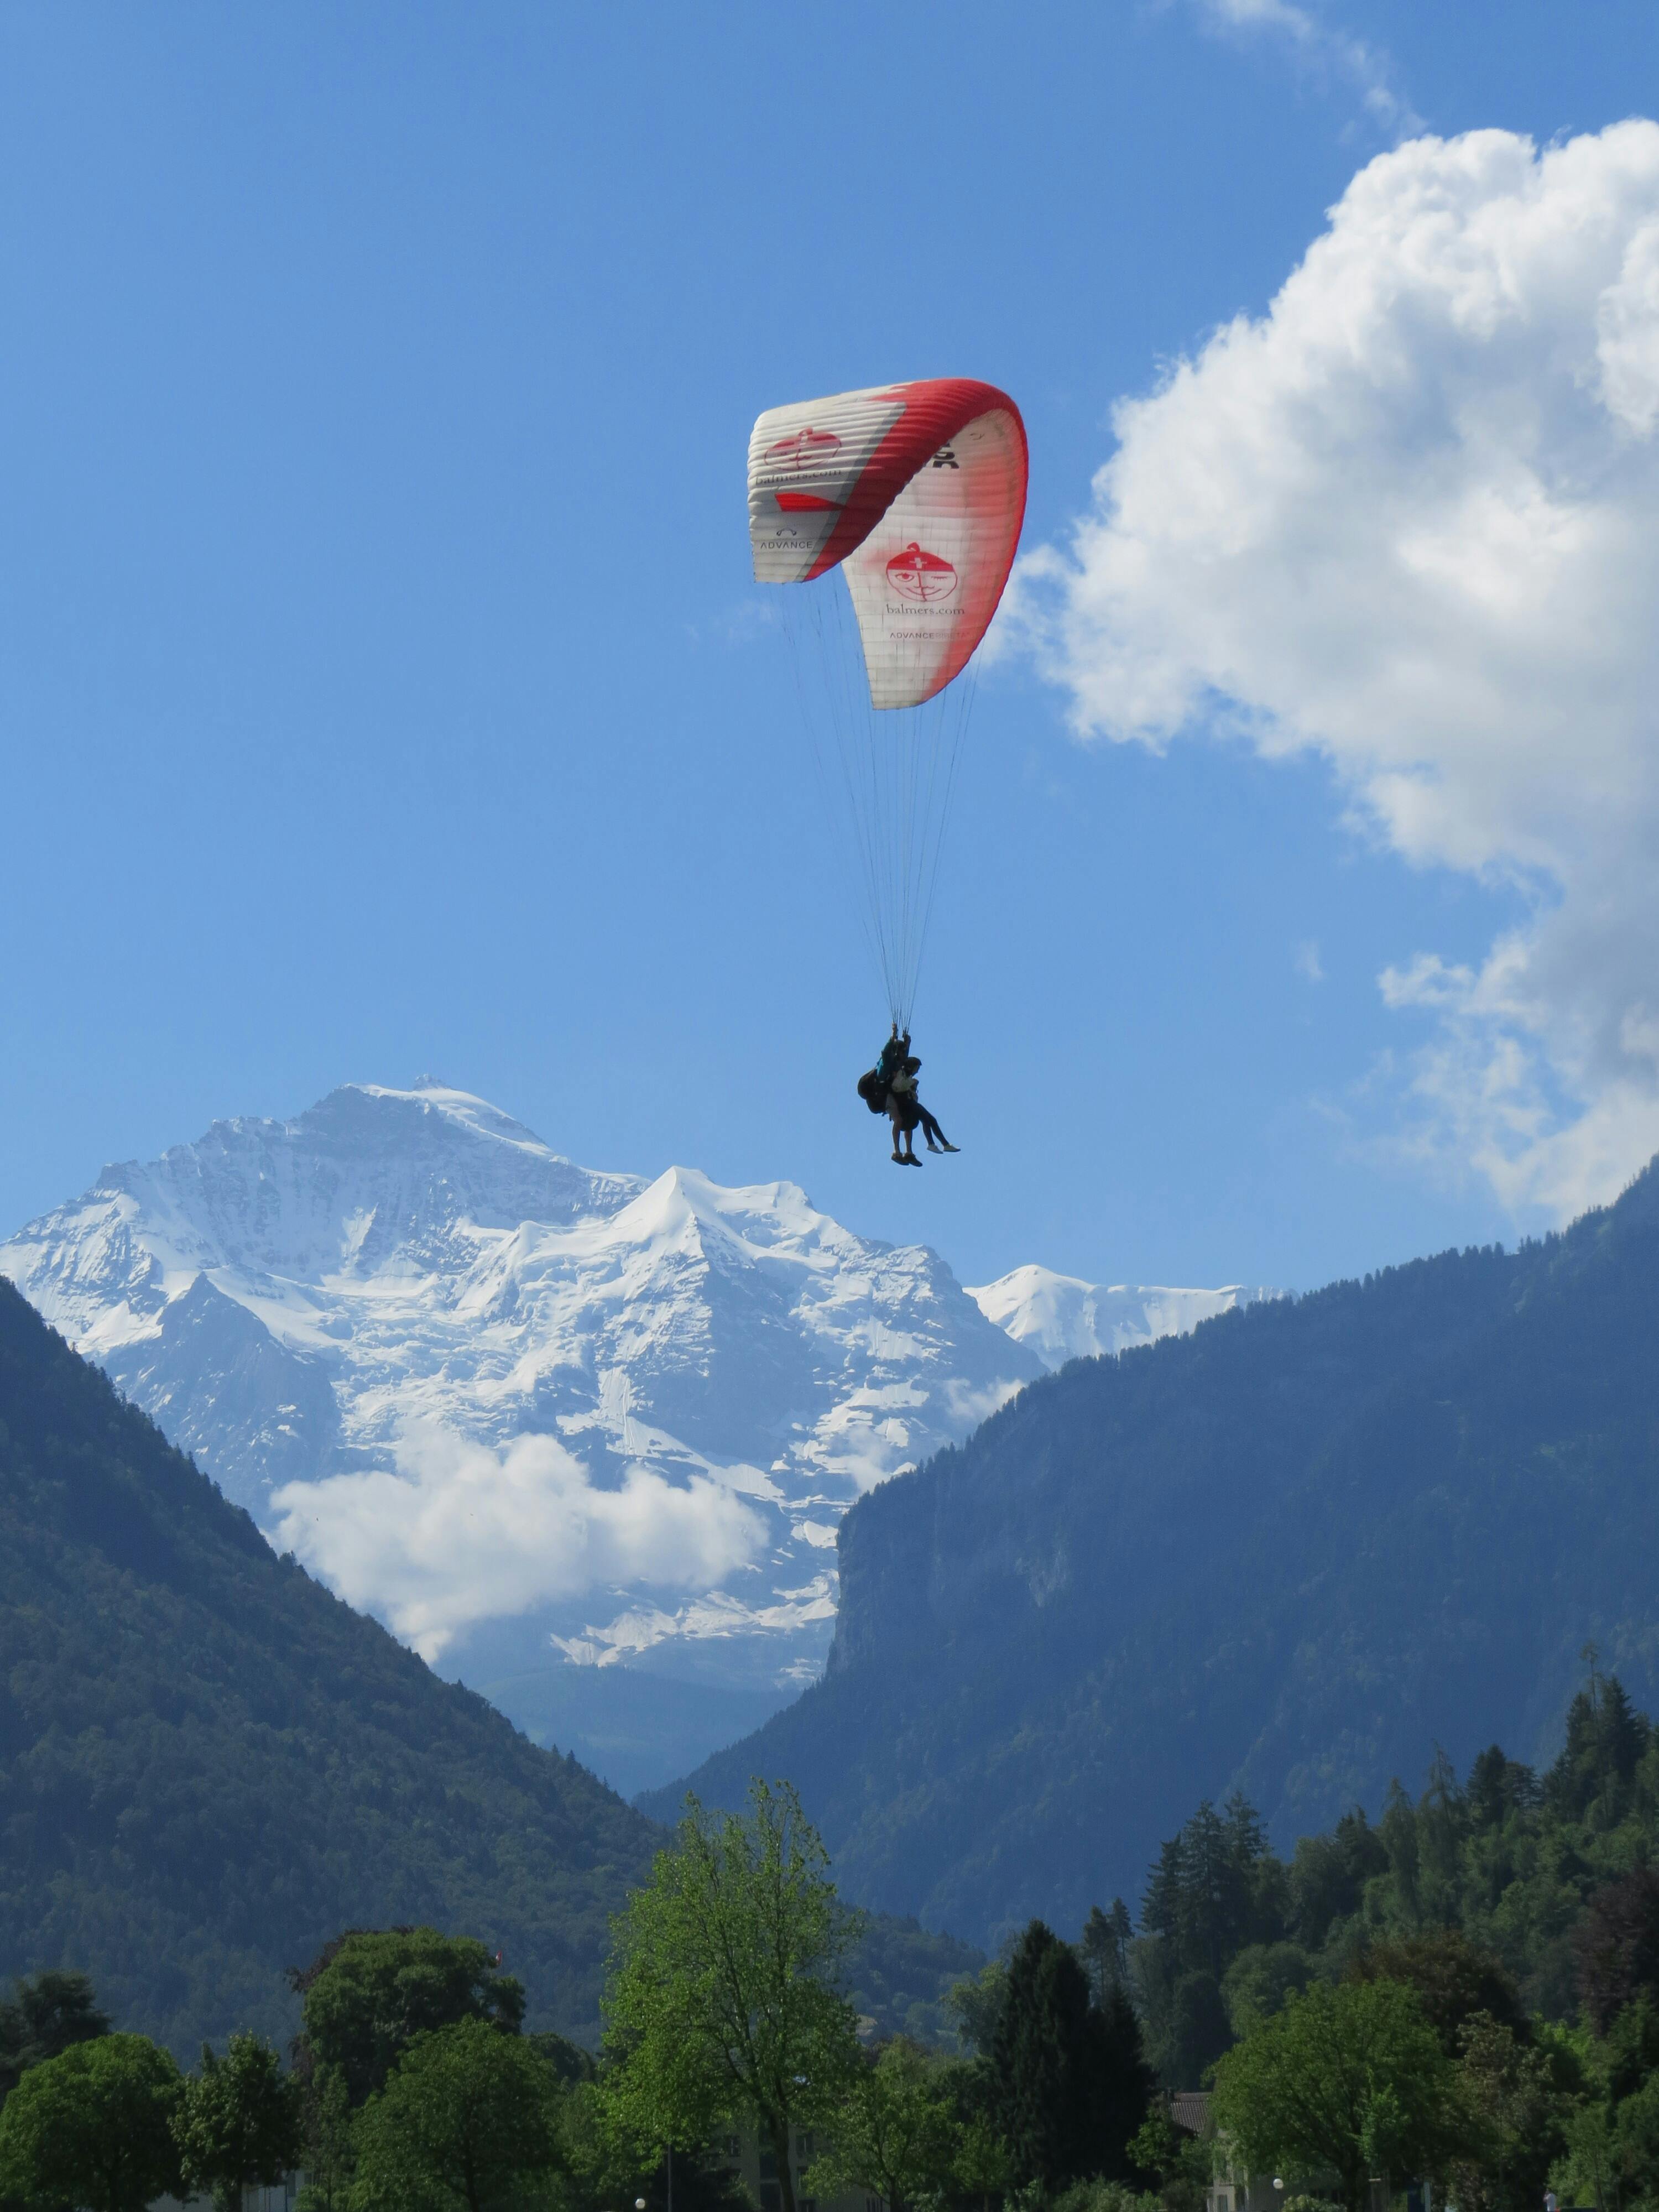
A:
[0,1277,656,2055]
[0,1082,1042,1792]
[648,1160,1659,1947]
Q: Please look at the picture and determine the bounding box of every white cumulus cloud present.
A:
[271,1423,765,1661]
[1011,122,1659,1220]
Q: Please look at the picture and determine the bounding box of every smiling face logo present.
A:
[765,426,843,471]
[885,542,958,604]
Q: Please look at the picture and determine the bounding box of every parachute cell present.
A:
[748,378,1027,1026]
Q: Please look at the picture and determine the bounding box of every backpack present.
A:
[856,1069,888,1115]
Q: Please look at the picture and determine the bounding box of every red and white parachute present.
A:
[748,378,1027,1026]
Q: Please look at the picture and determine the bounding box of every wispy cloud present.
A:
[1190,0,1421,137]
[1295,940,1325,984]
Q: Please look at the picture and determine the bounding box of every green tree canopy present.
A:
[804,2038,958,2212]
[352,2016,562,2212]
[0,1971,109,2105]
[174,2033,305,2212]
[1443,2014,1572,2212]
[1222,1943,1316,2038]
[1211,1980,1470,2212]
[292,1928,525,2106]
[1574,1869,1659,2036]
[296,2064,357,2212]
[602,1780,863,2212]
[0,2032,182,2212]
[1348,1932,1529,2055]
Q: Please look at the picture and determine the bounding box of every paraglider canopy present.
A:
[748,377,1027,708]
[747,377,1027,1031]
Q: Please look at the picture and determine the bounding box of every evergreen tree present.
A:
[1080,1902,1134,2007]
[1466,1747,1538,1831]
[1161,1971,1231,2089]
[1095,1982,1157,2170]
[988,1921,1152,2190]
[0,1971,109,2105]
[1288,1811,1387,1952]
[1380,1780,1422,1926]
[1547,1657,1649,1826]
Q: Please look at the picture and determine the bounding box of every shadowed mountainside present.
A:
[648,1158,1659,1949]
[0,1279,658,2054]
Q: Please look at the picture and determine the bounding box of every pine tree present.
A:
[989,1922,1154,2189]
[1080,1901,1133,2007]
[1548,1662,1650,1827]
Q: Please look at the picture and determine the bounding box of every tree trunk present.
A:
[768,2112,797,2212]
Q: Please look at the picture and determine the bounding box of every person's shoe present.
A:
[904,1154,923,1167]
[937,1140,961,1152]
[891,1151,905,1164]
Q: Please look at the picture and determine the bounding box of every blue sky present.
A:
[3,0,1658,1296]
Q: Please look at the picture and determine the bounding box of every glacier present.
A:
[0,1079,1262,1796]
[965,1263,1275,1370]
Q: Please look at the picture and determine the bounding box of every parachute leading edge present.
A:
[748,377,1028,711]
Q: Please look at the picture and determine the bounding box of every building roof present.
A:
[1171,2091,1213,2137]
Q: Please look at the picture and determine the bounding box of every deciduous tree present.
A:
[602,1781,863,2212]
[291,1928,525,2106]
[805,2038,958,2212]
[352,2016,562,2212]
[175,2033,305,2212]
[1211,1979,1469,2212]
[0,2032,182,2212]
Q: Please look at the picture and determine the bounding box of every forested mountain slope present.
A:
[649,1159,1659,1949]
[0,1280,657,2056]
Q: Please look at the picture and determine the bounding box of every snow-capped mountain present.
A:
[967,1263,1276,1370]
[0,1079,1266,1793]
[0,1081,1046,1789]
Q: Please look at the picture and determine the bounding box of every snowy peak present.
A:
[1,1079,1272,1794]
[0,1083,1039,1729]
[967,1262,1276,1370]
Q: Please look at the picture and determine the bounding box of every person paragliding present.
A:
[747,378,1027,1166]
[859,1026,960,1167]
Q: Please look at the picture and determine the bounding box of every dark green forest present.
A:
[0,1280,978,2058]
[658,1154,1659,1947]
[0,1278,658,2051]
[1121,1663,1659,2088]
